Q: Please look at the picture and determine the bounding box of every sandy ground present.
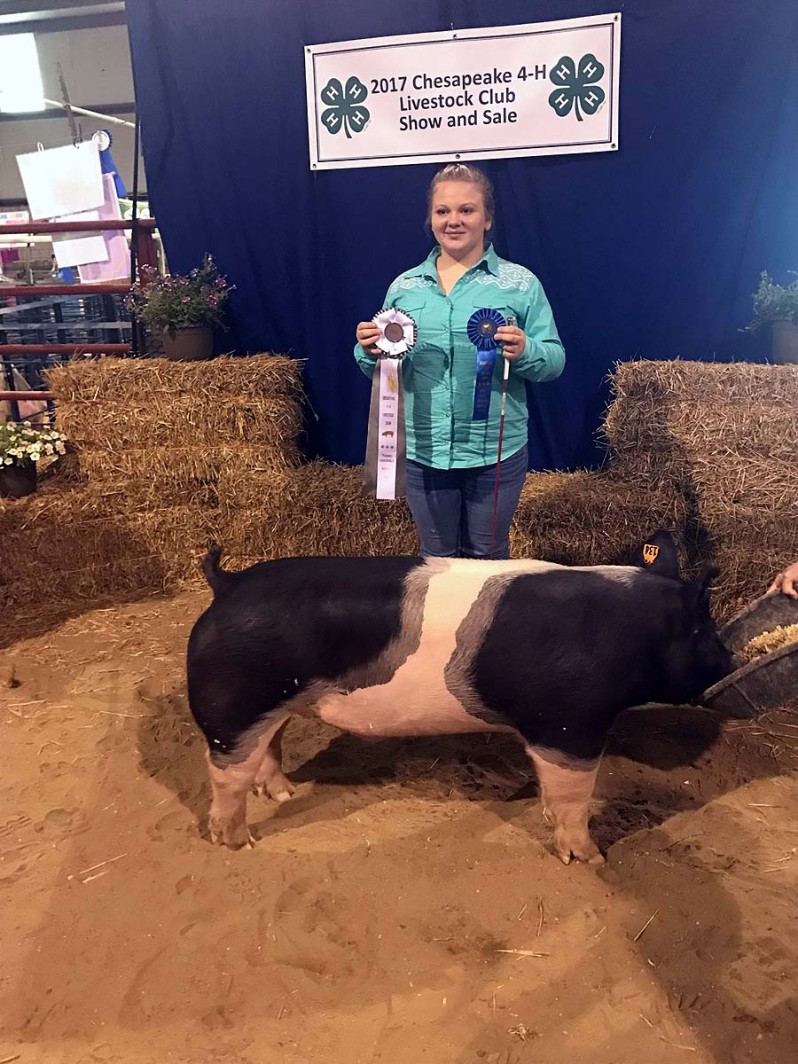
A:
[1,590,797,1064]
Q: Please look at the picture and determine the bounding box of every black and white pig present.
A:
[186,531,731,863]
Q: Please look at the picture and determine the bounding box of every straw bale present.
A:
[684,454,798,521]
[0,486,187,644]
[609,359,798,406]
[75,466,296,512]
[602,363,798,605]
[56,393,303,455]
[0,484,225,594]
[221,462,418,567]
[8,349,798,643]
[603,361,798,477]
[70,441,301,489]
[47,353,304,404]
[607,401,798,466]
[1,556,173,616]
[511,471,687,565]
[678,503,798,622]
[1,487,139,581]
[0,566,170,648]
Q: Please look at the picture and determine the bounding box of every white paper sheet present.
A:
[51,210,109,268]
[16,141,104,220]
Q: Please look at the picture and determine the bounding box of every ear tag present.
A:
[643,543,660,565]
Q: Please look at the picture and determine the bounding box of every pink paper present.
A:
[77,174,131,284]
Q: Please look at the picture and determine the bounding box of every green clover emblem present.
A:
[548,54,606,122]
[320,76,370,139]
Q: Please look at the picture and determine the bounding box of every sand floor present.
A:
[1,589,797,1064]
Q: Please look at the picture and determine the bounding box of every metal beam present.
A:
[0,9,126,35]
[0,343,130,354]
[0,2,124,23]
[0,101,135,122]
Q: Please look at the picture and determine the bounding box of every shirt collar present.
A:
[407,243,500,282]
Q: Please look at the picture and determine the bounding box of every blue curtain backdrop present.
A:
[125,0,798,470]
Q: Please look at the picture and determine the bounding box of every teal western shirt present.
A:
[354,244,565,469]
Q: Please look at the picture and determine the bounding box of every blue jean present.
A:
[405,445,528,559]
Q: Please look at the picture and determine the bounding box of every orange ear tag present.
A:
[642,543,660,565]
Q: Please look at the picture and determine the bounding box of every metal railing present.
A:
[0,217,157,407]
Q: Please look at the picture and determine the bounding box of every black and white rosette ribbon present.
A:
[363,307,416,500]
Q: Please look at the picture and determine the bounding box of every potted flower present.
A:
[745,270,798,364]
[124,254,234,361]
[0,420,67,499]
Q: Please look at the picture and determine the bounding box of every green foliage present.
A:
[125,255,233,332]
[746,271,798,333]
[0,421,66,466]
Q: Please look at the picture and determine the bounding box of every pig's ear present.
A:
[683,565,720,616]
[697,565,720,605]
[634,529,681,580]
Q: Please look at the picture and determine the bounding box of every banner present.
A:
[306,13,621,170]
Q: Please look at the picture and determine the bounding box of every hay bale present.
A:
[70,441,301,493]
[221,462,419,567]
[3,356,791,646]
[684,508,798,622]
[0,486,216,592]
[47,353,304,403]
[600,360,798,618]
[607,358,798,411]
[603,360,798,481]
[49,355,305,486]
[511,471,687,565]
[56,394,303,456]
[684,454,798,521]
[0,485,186,645]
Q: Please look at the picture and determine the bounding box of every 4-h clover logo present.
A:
[320,76,370,138]
[548,54,605,122]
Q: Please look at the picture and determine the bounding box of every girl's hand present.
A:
[356,321,382,358]
[495,324,526,361]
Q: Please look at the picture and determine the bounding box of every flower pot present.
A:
[0,459,37,499]
[771,320,798,365]
[161,325,214,362]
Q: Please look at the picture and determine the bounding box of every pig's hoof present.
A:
[253,774,295,802]
[561,845,605,866]
[555,832,604,866]
[208,816,253,849]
